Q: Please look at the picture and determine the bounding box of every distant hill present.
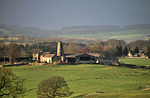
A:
[0,24,51,38]
[0,24,150,42]
[123,24,150,30]
[52,24,150,42]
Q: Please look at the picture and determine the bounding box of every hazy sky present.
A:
[0,0,150,30]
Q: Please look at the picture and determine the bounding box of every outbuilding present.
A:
[40,52,57,63]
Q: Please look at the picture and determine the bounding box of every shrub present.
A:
[53,62,61,65]
[37,76,72,98]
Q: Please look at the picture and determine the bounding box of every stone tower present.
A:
[57,41,63,57]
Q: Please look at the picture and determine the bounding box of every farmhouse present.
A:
[128,51,133,57]
[127,50,148,58]
[33,41,118,64]
[40,52,57,63]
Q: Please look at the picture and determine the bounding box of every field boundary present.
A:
[106,63,150,69]
[1,63,28,67]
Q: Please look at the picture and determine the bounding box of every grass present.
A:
[119,58,150,67]
[8,64,150,98]
[83,90,150,98]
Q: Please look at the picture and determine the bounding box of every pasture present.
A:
[9,64,150,98]
[119,58,150,67]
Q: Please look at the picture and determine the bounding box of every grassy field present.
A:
[9,64,150,98]
[119,58,150,67]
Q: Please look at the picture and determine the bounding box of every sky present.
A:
[0,0,150,30]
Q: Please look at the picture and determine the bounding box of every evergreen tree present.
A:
[114,46,119,57]
[123,46,129,56]
[119,46,123,56]
[129,46,131,51]
[134,47,139,53]
[147,46,150,58]
[115,46,123,57]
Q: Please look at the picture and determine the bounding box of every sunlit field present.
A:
[119,58,150,67]
[9,64,150,98]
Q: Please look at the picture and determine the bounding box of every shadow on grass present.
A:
[73,91,104,98]
[107,63,150,70]
[26,88,37,92]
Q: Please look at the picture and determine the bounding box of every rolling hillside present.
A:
[10,64,150,98]
[0,24,150,42]
[0,24,51,38]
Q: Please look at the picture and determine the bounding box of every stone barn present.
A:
[40,52,57,63]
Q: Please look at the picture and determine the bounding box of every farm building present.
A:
[33,41,118,64]
[127,50,148,58]
[128,51,133,57]
[65,53,97,64]
[40,52,57,63]
[32,53,40,61]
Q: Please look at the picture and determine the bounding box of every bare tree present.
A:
[90,41,104,53]
[37,76,72,98]
[103,45,116,57]
[8,43,21,64]
[0,42,6,58]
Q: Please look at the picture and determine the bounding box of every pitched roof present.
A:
[65,53,99,58]
[87,53,100,57]
[42,53,55,58]
[65,54,81,58]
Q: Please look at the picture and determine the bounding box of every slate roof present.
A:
[65,53,99,58]
[65,54,81,58]
[41,52,55,57]
[87,53,100,57]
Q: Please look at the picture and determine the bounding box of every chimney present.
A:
[57,41,63,56]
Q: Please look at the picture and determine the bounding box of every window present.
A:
[80,57,91,61]
[92,58,95,61]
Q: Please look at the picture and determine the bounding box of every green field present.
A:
[119,58,150,67]
[9,64,150,98]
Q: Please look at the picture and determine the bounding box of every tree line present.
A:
[0,39,150,64]
[63,39,150,58]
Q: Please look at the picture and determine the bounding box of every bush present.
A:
[37,76,72,98]
[0,68,26,97]
[53,62,61,65]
